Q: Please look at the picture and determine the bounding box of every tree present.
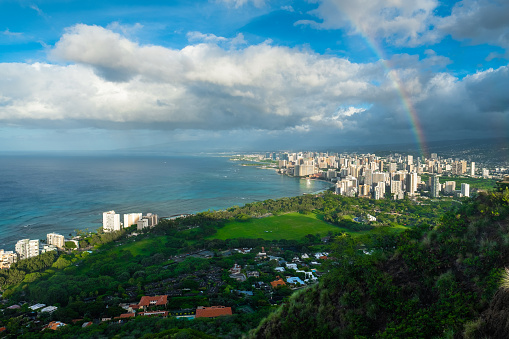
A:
[65,241,77,250]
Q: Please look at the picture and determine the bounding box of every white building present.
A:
[124,213,142,229]
[15,239,39,260]
[41,244,58,253]
[0,250,17,269]
[103,210,121,232]
[47,233,65,249]
[470,162,475,176]
[461,183,470,197]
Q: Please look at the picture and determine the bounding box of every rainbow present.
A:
[359,34,429,158]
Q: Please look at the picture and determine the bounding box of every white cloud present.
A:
[436,0,509,56]
[296,0,440,46]
[0,24,506,143]
[187,31,228,43]
[298,0,509,54]
[218,0,266,8]
[2,28,23,37]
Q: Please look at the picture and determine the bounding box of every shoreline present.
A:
[0,157,331,252]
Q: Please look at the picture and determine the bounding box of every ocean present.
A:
[0,153,331,250]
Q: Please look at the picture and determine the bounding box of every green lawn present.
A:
[109,236,168,257]
[210,212,343,241]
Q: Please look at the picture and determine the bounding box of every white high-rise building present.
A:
[461,183,470,197]
[47,233,65,249]
[470,162,475,176]
[15,239,39,260]
[103,210,121,232]
[407,155,413,166]
[124,213,142,229]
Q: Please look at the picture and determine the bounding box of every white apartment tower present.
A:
[47,233,65,249]
[103,210,121,232]
[15,239,39,260]
[470,162,475,176]
[461,183,470,197]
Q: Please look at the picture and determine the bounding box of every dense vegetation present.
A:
[0,192,474,337]
[251,190,509,338]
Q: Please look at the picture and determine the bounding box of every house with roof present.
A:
[270,276,286,289]
[136,295,168,311]
[195,306,232,318]
[43,321,66,331]
[287,276,305,286]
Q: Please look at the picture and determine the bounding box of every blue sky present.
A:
[0,0,508,151]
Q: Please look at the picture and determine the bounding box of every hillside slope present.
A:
[250,191,509,338]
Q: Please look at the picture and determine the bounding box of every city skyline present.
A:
[0,0,508,151]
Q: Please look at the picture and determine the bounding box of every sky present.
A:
[0,0,508,152]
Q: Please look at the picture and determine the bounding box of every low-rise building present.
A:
[195,306,232,318]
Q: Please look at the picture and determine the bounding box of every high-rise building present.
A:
[47,233,65,249]
[406,172,418,196]
[124,213,143,229]
[444,181,456,194]
[483,168,489,178]
[103,210,121,232]
[470,162,475,176]
[430,175,441,198]
[461,183,470,197]
[15,239,39,260]
[407,155,413,166]
[391,180,404,200]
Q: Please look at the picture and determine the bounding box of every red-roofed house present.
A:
[43,321,66,331]
[195,306,232,318]
[117,313,136,319]
[137,295,168,310]
[270,276,286,289]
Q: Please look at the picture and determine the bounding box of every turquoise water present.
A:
[0,154,331,250]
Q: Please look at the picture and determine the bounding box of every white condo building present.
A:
[15,239,39,260]
[461,183,470,198]
[47,233,65,249]
[103,210,121,232]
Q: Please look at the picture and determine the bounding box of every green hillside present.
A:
[250,190,509,338]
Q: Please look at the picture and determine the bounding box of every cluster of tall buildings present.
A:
[103,211,158,232]
[0,232,69,269]
[272,151,486,200]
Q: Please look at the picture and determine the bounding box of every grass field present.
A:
[210,212,344,241]
[109,237,168,257]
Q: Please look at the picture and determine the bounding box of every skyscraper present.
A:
[406,172,418,196]
[103,210,121,232]
[15,239,39,260]
[470,162,475,176]
[47,233,65,249]
[430,175,441,198]
[124,213,142,229]
[461,183,470,197]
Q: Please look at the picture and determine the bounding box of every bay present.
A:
[0,153,331,250]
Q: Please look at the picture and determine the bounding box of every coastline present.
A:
[0,155,331,251]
